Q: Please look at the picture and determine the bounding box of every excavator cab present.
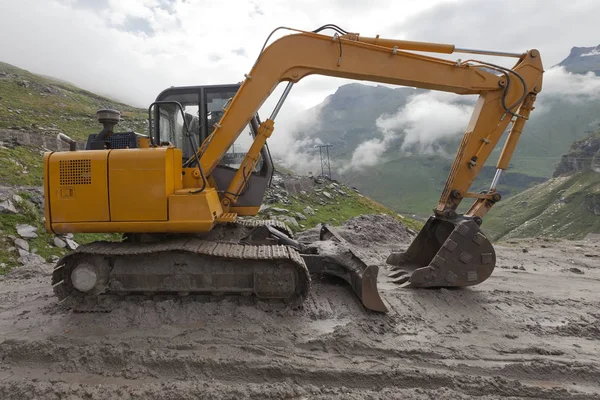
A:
[151,84,274,215]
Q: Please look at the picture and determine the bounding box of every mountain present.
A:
[483,131,600,241]
[556,45,600,75]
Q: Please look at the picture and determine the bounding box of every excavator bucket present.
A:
[387,216,496,287]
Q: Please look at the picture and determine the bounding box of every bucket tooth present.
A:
[388,270,408,279]
[387,216,496,288]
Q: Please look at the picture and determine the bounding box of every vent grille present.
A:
[59,159,92,185]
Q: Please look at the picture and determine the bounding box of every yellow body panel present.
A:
[45,146,222,234]
[51,221,216,233]
[230,206,260,216]
[47,150,110,223]
[108,147,181,221]
[169,188,222,223]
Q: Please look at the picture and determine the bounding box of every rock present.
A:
[65,238,79,250]
[13,238,29,251]
[278,215,299,228]
[295,212,307,220]
[271,207,289,213]
[50,255,60,263]
[18,253,45,267]
[12,194,23,203]
[322,191,332,200]
[16,224,38,239]
[337,189,346,196]
[53,237,67,248]
[569,267,584,275]
[18,248,29,257]
[0,199,18,214]
[258,204,271,213]
[303,206,315,216]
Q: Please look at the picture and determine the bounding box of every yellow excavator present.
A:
[44,25,543,312]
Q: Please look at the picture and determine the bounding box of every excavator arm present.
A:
[198,30,543,221]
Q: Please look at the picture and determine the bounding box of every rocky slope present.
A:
[483,131,600,241]
[556,44,600,75]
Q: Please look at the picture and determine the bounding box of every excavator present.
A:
[44,25,543,313]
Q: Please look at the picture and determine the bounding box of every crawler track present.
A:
[51,221,310,311]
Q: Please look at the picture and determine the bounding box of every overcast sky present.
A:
[0,0,598,115]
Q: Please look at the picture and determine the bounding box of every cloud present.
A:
[0,0,460,112]
[339,65,600,172]
[378,92,474,152]
[539,66,600,101]
[395,0,600,69]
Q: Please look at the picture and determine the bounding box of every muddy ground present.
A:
[0,215,599,399]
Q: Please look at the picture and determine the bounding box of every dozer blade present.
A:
[301,225,388,313]
[387,216,496,288]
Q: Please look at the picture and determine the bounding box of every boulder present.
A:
[278,215,299,228]
[322,191,332,200]
[16,224,38,239]
[18,253,46,267]
[12,194,23,203]
[303,206,315,216]
[295,212,307,220]
[13,238,29,251]
[65,238,79,250]
[53,237,67,248]
[271,207,289,213]
[0,199,18,214]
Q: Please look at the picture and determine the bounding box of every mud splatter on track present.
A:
[1,216,599,399]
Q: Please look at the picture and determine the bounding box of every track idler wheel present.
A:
[387,215,495,288]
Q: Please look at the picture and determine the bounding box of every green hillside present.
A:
[483,171,600,241]
[483,132,600,241]
[0,61,147,139]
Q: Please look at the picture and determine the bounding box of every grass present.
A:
[261,184,423,232]
[0,146,45,186]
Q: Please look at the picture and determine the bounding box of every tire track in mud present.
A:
[1,339,599,398]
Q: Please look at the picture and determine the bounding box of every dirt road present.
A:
[0,216,599,399]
